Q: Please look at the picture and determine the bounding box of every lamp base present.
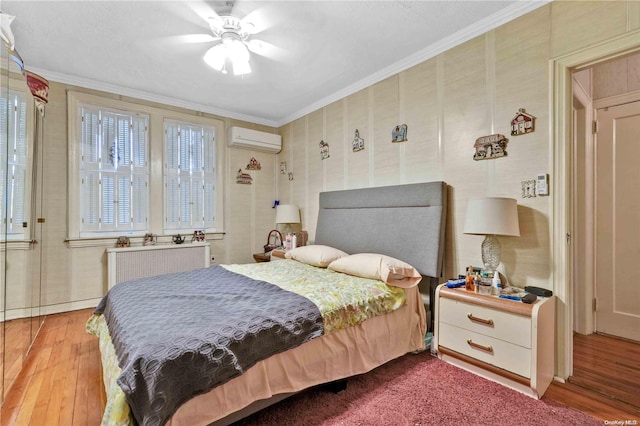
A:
[481,234,501,274]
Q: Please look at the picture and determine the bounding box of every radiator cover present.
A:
[106,243,211,289]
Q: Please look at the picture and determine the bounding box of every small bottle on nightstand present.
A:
[465,266,475,292]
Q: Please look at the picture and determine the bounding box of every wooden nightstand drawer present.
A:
[439,297,531,348]
[435,285,555,399]
[438,322,531,378]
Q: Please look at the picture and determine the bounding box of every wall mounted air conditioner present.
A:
[228,126,282,153]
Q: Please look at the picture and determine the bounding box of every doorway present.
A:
[569,50,640,409]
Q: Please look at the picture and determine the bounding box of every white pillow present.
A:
[327,253,422,288]
[285,245,348,268]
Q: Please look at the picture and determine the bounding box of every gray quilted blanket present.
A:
[94,265,324,426]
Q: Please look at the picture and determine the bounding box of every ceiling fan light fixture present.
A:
[232,60,251,76]
[204,13,254,76]
[203,45,225,71]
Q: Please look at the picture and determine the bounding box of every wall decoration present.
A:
[511,108,535,136]
[288,172,294,181]
[246,157,261,170]
[352,129,364,152]
[236,168,253,184]
[319,140,330,160]
[280,162,287,174]
[473,134,508,161]
[391,124,408,143]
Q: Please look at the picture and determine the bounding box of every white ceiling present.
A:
[3,1,548,127]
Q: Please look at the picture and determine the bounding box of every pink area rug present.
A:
[236,351,600,425]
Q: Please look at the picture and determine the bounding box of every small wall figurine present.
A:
[473,134,508,161]
[319,140,330,160]
[236,168,253,184]
[352,129,364,152]
[280,162,287,174]
[392,124,408,143]
[246,157,261,170]
[511,108,535,136]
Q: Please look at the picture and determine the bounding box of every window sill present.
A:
[65,232,225,248]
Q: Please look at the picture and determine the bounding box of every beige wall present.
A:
[276,1,640,375]
[37,83,279,314]
[22,0,640,373]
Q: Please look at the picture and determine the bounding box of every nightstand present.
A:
[270,249,286,260]
[252,253,270,263]
[434,284,555,399]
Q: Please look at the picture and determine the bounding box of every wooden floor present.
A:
[544,333,640,422]
[1,309,639,425]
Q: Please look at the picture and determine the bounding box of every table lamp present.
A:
[275,204,300,235]
[463,197,520,274]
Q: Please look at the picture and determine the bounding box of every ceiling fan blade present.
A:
[151,34,218,48]
[246,39,288,62]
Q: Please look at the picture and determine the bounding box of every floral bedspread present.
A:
[224,259,406,334]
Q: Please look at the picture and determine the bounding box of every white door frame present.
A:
[572,77,595,337]
[551,29,640,379]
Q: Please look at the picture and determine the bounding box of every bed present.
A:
[87,181,447,426]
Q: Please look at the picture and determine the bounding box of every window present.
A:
[79,105,149,236]
[164,120,216,232]
[164,119,216,232]
[0,90,28,238]
[67,91,224,245]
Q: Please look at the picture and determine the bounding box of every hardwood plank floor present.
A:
[1,309,639,425]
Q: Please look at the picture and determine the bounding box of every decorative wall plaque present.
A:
[392,124,408,143]
[352,129,364,152]
[236,169,253,184]
[319,140,330,160]
[473,134,508,161]
[246,156,261,170]
[511,108,535,136]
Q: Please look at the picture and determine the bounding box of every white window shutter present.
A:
[81,172,100,232]
[101,174,115,229]
[81,108,100,165]
[117,174,130,227]
[10,166,26,232]
[117,116,131,168]
[132,117,147,168]
[132,175,148,229]
[165,175,180,229]
[203,180,215,228]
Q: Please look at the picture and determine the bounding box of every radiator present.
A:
[106,243,211,289]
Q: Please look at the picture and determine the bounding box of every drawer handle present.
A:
[467,313,494,326]
[467,339,493,353]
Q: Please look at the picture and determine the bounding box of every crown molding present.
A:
[27,1,549,130]
[275,0,550,127]
[27,66,279,127]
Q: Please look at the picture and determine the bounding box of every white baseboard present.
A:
[1,298,102,322]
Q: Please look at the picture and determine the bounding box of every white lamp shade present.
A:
[463,197,520,237]
[275,204,300,225]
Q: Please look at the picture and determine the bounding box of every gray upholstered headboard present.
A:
[314,182,447,278]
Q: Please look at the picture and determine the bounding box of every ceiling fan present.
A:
[204,14,258,75]
[198,1,272,76]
